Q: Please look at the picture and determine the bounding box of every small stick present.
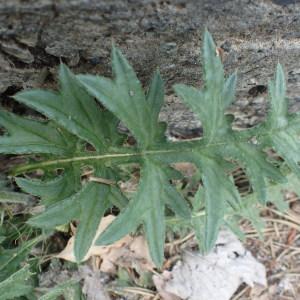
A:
[88,176,116,185]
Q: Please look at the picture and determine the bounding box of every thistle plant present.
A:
[1,30,299,267]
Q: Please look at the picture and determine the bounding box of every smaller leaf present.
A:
[268,63,287,128]
[268,129,300,178]
[223,72,237,108]
[97,159,185,267]
[226,142,286,204]
[0,265,33,300]
[16,168,79,206]
[192,214,205,252]
[174,32,228,144]
[192,186,205,212]
[203,29,224,89]
[108,186,128,209]
[261,64,300,178]
[74,183,110,262]
[0,191,30,204]
[194,154,241,252]
[28,191,81,229]
[164,184,191,219]
[174,84,204,124]
[79,47,165,148]
[143,202,165,268]
[13,64,119,152]
[112,46,145,105]
[0,111,75,155]
[240,201,265,239]
[147,70,165,124]
[225,219,246,242]
[0,237,41,282]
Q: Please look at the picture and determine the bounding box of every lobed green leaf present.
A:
[74,182,111,262]
[0,111,76,155]
[16,168,79,206]
[13,64,121,152]
[78,48,165,148]
[1,30,300,268]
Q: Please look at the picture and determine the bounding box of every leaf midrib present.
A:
[11,122,292,175]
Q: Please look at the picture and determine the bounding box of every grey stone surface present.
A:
[0,0,299,137]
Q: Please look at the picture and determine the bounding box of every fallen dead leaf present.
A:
[56,215,155,274]
[154,230,267,300]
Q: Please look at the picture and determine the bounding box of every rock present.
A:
[0,41,34,64]
[0,0,299,136]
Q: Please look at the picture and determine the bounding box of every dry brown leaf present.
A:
[56,215,155,274]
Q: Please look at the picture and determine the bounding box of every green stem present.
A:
[166,210,206,226]
[10,123,284,175]
[11,140,205,175]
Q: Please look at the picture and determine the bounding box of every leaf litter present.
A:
[57,215,155,274]
[153,230,266,300]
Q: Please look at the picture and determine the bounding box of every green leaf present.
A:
[96,159,189,267]
[96,159,165,266]
[27,191,81,229]
[285,172,300,199]
[164,184,191,219]
[0,265,33,300]
[226,142,286,203]
[13,64,119,152]
[268,129,300,177]
[0,111,75,155]
[0,237,40,282]
[223,72,237,108]
[16,168,79,206]
[147,70,165,124]
[195,154,241,252]
[225,219,246,242]
[78,48,163,148]
[263,64,300,177]
[74,182,110,262]
[203,30,224,88]
[108,186,128,209]
[0,190,30,204]
[240,202,265,239]
[267,64,287,128]
[192,186,205,212]
[146,70,166,142]
[174,31,229,144]
[2,30,300,269]
[173,84,204,125]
